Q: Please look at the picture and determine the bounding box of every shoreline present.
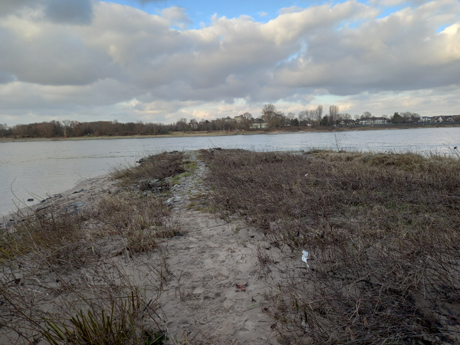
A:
[0,150,283,344]
[1,149,459,344]
[0,173,115,225]
[1,123,459,143]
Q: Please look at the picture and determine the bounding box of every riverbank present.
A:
[0,130,265,143]
[1,123,459,143]
[1,149,460,344]
[0,150,282,345]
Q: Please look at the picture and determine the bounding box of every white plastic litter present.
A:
[302,250,309,267]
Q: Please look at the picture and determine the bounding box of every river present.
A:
[1,127,459,216]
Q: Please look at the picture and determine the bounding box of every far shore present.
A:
[0,123,459,143]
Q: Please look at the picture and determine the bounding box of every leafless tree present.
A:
[176,118,188,131]
[329,105,339,125]
[316,105,323,122]
[262,104,276,115]
[241,112,253,130]
[0,123,8,137]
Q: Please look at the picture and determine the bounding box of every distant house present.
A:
[250,119,268,129]
[234,115,244,124]
[357,117,389,125]
[432,116,455,122]
[420,116,433,122]
[339,119,356,126]
[223,116,235,123]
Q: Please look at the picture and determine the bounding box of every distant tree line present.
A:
[1,106,458,139]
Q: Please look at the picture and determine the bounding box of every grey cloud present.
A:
[0,0,93,25]
[0,0,35,17]
[43,0,93,25]
[0,37,117,86]
[1,0,460,125]
[0,71,16,84]
[274,1,460,96]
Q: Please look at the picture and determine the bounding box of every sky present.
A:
[0,0,459,126]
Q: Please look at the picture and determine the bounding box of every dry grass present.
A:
[112,151,185,186]
[96,191,181,253]
[201,148,460,344]
[0,208,91,269]
[0,151,187,344]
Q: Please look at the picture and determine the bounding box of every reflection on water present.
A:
[1,127,459,216]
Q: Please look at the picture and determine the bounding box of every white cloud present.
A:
[137,0,163,4]
[278,6,304,15]
[0,0,460,126]
[161,6,192,29]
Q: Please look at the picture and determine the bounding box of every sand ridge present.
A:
[156,152,281,344]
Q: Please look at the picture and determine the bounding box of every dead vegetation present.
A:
[201,148,460,344]
[0,151,187,344]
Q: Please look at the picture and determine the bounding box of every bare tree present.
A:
[176,118,188,131]
[0,123,8,137]
[262,104,276,115]
[361,111,372,119]
[315,105,323,125]
[242,112,253,121]
[262,104,277,127]
[241,112,253,130]
[298,110,308,123]
[329,105,339,126]
[189,119,198,130]
[400,112,420,123]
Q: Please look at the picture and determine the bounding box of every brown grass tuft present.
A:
[202,149,460,344]
[0,151,186,344]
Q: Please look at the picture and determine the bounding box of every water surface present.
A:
[1,127,459,216]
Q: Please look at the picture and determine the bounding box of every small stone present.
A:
[27,198,34,202]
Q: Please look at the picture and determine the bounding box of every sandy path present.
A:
[156,152,280,344]
[158,211,279,344]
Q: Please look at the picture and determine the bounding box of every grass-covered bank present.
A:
[0,152,191,345]
[2,123,459,143]
[200,149,460,344]
[2,148,460,344]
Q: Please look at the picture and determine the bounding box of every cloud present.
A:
[0,0,93,25]
[0,0,460,125]
[258,11,268,17]
[161,6,192,29]
[278,6,304,15]
[0,71,16,84]
[369,0,435,5]
[0,0,35,17]
[43,0,93,25]
[137,0,164,4]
